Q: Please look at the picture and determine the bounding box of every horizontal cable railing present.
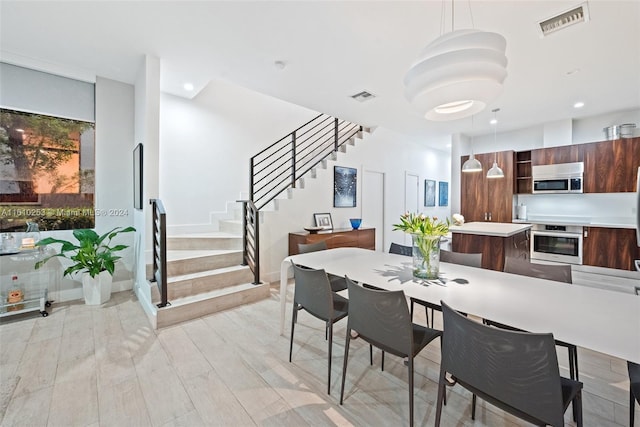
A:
[244,113,364,284]
[250,114,362,210]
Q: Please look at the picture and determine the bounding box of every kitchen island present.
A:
[450,222,532,271]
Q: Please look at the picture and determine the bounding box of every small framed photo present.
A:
[314,213,333,230]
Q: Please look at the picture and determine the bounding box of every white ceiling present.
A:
[1,1,639,149]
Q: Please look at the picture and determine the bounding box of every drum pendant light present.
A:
[403,1,508,121]
[487,108,504,179]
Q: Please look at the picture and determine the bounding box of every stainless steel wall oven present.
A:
[530,224,583,265]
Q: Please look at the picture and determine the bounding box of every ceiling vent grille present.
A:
[538,2,590,37]
[350,91,376,102]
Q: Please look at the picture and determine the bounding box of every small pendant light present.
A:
[487,108,504,179]
[462,114,482,172]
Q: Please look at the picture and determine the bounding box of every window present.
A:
[0,109,95,231]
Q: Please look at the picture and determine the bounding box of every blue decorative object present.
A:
[350,218,362,229]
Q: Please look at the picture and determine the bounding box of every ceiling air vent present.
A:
[350,91,376,102]
[538,2,590,37]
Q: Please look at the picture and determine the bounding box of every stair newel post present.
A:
[291,131,297,189]
[240,201,248,267]
[334,118,339,152]
[249,158,255,202]
[253,204,260,285]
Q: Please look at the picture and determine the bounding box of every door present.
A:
[363,170,385,251]
[404,172,419,245]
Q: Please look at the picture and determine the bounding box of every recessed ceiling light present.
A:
[489,118,497,125]
[183,83,194,91]
[565,68,580,76]
[573,101,585,108]
[274,60,286,70]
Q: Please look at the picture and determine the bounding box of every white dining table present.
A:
[279,247,640,364]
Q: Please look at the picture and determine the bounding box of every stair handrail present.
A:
[150,198,169,308]
[238,199,260,285]
[242,114,364,285]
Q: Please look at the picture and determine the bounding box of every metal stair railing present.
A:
[150,198,169,308]
[243,113,363,284]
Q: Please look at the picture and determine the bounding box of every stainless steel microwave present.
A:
[532,162,583,194]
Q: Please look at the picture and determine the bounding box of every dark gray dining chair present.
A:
[297,241,347,292]
[435,301,583,427]
[289,261,348,394]
[389,242,413,256]
[410,250,482,328]
[487,257,579,384]
[340,277,441,427]
[630,361,640,426]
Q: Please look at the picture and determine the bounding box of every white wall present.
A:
[159,79,318,228]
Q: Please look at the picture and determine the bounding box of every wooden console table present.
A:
[288,227,375,255]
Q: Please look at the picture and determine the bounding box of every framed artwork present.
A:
[334,166,357,207]
[424,179,436,207]
[133,143,143,210]
[314,213,333,230]
[439,181,449,206]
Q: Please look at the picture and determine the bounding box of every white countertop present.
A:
[449,222,532,237]
[513,215,636,229]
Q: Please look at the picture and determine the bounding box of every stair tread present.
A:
[161,282,264,307]
[166,249,241,261]
[167,265,250,282]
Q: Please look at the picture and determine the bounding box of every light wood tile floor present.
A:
[0,286,637,426]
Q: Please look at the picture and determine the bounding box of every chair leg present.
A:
[575,390,583,427]
[408,356,414,427]
[435,368,447,427]
[424,306,430,328]
[631,388,635,427]
[369,344,373,366]
[471,394,477,420]
[381,351,385,371]
[340,330,352,405]
[327,322,333,395]
[410,299,414,321]
[289,304,297,363]
[573,346,579,381]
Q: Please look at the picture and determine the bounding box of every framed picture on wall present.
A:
[334,166,357,207]
[424,179,436,207]
[439,181,449,206]
[133,143,143,210]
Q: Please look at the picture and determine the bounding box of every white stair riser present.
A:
[156,284,270,328]
[167,237,241,250]
[219,220,242,234]
[167,269,255,299]
[147,252,243,277]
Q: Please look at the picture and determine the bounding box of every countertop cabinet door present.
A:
[583,227,640,270]
[461,151,513,222]
[531,145,583,166]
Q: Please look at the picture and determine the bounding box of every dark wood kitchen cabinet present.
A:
[452,230,529,271]
[460,150,514,222]
[582,227,640,271]
[530,144,583,166]
[582,137,640,193]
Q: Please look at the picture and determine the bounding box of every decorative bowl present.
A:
[304,226,324,234]
[349,218,362,229]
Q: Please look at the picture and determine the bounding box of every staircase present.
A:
[148,113,368,328]
[151,219,270,328]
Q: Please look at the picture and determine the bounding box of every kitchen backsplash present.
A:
[515,192,635,223]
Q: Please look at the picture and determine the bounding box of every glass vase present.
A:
[411,233,441,279]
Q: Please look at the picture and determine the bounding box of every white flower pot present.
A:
[81,271,113,305]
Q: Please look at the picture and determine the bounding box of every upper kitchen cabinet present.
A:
[461,151,514,222]
[583,137,640,193]
[530,144,582,165]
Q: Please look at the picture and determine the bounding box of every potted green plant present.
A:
[35,226,136,305]
[393,213,450,279]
